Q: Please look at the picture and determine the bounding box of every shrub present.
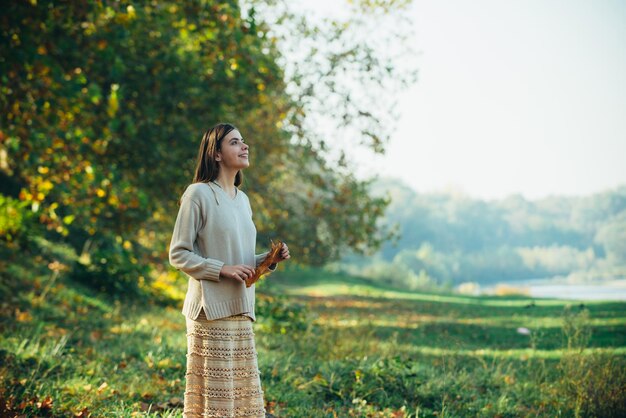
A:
[69,237,150,299]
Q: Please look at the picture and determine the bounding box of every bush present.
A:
[69,237,150,299]
[0,194,33,241]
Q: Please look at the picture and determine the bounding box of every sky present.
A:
[298,0,626,200]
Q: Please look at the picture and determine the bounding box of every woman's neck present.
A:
[214,170,237,195]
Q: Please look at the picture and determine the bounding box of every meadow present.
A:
[1,264,625,417]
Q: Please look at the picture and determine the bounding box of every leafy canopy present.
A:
[1,0,416,291]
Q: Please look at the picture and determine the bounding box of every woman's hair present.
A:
[192,122,243,186]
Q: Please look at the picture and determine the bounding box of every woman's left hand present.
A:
[279,243,290,261]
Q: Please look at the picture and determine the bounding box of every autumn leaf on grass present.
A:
[74,407,91,417]
[15,308,33,322]
[97,382,108,394]
[245,240,283,288]
[37,395,53,411]
[168,397,184,407]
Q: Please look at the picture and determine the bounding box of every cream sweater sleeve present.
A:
[255,252,268,267]
[169,194,224,282]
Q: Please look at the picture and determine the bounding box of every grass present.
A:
[1,262,625,417]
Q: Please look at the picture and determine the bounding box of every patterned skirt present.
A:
[184,310,266,417]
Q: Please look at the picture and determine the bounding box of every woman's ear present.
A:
[215,152,222,162]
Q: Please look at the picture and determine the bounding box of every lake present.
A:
[479,279,626,301]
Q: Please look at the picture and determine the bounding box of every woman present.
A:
[169,122,290,417]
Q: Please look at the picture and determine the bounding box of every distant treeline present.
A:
[339,179,626,288]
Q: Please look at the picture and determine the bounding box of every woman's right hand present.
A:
[219,264,255,283]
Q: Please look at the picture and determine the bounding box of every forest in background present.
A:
[338,178,626,289]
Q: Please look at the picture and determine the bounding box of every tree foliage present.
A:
[1,0,416,291]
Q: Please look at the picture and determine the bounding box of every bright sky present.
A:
[299,0,626,200]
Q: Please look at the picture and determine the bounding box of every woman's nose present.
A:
[242,143,249,150]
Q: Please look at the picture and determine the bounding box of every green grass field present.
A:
[1,265,625,417]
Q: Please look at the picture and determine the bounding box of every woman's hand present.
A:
[220,264,255,283]
[273,242,290,264]
[279,243,290,261]
[268,243,290,271]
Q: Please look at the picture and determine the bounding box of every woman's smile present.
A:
[217,129,250,169]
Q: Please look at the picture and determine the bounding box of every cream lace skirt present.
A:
[184,310,266,417]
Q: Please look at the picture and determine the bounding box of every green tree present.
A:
[1,0,417,292]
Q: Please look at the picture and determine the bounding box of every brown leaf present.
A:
[15,308,33,322]
[74,407,91,417]
[37,395,53,410]
[96,382,108,394]
[245,240,283,287]
[168,397,184,407]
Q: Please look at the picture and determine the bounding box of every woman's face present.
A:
[216,129,249,170]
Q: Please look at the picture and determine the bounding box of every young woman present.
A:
[169,123,290,417]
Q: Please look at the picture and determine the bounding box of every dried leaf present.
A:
[245,240,283,288]
[168,397,184,407]
[37,395,53,410]
[15,308,33,322]
[97,382,108,394]
[74,407,91,417]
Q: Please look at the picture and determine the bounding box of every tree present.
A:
[1,0,417,291]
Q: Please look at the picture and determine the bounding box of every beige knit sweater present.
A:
[169,182,269,321]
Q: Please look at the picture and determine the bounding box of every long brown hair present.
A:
[192,122,243,186]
